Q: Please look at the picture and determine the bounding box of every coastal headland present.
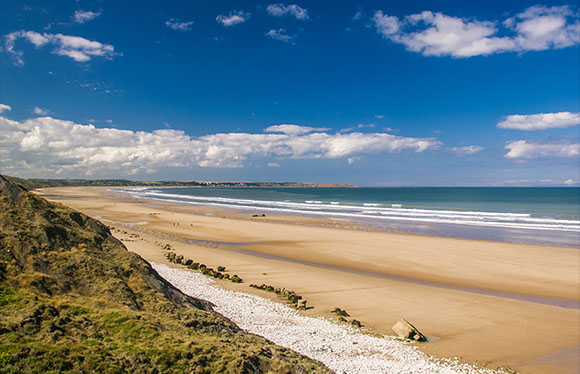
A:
[36,186,580,374]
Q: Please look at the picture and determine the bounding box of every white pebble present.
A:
[152,263,502,374]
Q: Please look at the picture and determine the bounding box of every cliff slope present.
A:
[0,175,331,374]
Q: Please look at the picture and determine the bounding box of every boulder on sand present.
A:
[392,319,427,342]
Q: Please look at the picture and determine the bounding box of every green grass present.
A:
[0,175,332,374]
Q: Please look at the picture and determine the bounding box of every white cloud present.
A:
[500,179,533,185]
[165,19,194,31]
[373,5,580,57]
[33,106,50,115]
[264,124,329,135]
[73,10,101,24]
[508,5,580,51]
[4,30,117,64]
[268,162,280,167]
[265,28,295,43]
[448,145,484,156]
[266,4,309,20]
[505,140,580,159]
[0,114,441,177]
[216,10,250,27]
[374,114,384,119]
[497,111,580,130]
[352,11,363,21]
[540,179,580,185]
[373,11,401,36]
[0,104,11,114]
[339,123,375,133]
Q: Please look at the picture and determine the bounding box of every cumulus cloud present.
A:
[165,19,194,31]
[506,5,580,51]
[448,145,484,156]
[0,104,11,114]
[216,10,250,27]
[33,107,50,115]
[497,111,580,130]
[265,28,295,43]
[266,4,309,20]
[73,10,101,24]
[0,114,440,177]
[4,30,117,64]
[373,5,580,57]
[373,11,401,36]
[505,140,580,159]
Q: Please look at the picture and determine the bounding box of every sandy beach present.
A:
[36,186,580,374]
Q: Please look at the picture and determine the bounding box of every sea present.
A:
[116,187,580,248]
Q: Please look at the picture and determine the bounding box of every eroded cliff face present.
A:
[0,175,332,374]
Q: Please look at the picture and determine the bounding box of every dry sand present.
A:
[36,186,580,374]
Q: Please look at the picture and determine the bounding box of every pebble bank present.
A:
[153,263,503,374]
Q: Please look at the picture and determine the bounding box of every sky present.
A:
[0,0,579,186]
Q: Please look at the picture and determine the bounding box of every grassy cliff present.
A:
[0,175,331,374]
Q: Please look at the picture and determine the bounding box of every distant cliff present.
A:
[0,175,331,373]
[4,175,355,190]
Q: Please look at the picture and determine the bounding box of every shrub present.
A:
[217,266,226,272]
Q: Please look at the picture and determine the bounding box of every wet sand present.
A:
[36,186,580,374]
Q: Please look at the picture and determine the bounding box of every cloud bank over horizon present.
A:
[0,112,441,178]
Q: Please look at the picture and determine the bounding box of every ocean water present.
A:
[117,187,580,247]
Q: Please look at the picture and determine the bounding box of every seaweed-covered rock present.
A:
[231,275,243,283]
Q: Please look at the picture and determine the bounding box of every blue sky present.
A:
[1,0,579,186]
